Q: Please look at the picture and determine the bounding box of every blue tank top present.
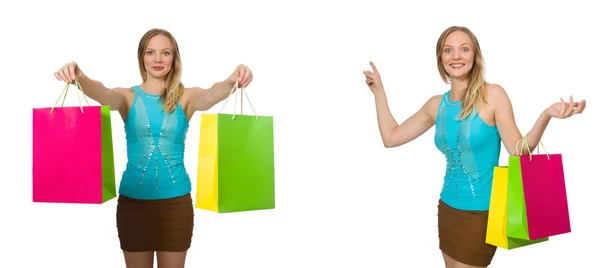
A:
[118,85,191,200]
[433,91,501,211]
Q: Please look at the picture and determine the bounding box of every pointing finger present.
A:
[370,61,379,73]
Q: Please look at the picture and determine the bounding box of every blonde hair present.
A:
[436,26,487,119]
[137,28,184,114]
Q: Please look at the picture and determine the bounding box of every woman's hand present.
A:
[229,64,253,88]
[545,95,586,119]
[54,61,82,84]
[363,61,384,93]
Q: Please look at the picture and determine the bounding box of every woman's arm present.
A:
[54,61,126,111]
[364,61,439,148]
[493,83,545,154]
[492,83,585,154]
[187,64,253,112]
[186,80,237,112]
[374,90,440,148]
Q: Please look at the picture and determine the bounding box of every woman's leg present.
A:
[123,251,154,268]
[157,251,188,268]
[442,251,488,268]
[442,251,454,268]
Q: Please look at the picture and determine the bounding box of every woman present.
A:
[363,26,585,267]
[54,28,253,268]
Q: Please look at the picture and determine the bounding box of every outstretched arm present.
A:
[54,62,126,111]
[186,80,237,112]
[492,84,586,154]
[364,61,438,148]
[187,64,253,112]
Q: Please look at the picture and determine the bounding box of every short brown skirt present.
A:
[116,193,194,252]
[438,199,497,267]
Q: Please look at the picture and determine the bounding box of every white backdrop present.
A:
[2,0,598,267]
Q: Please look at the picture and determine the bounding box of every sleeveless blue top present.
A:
[433,91,501,211]
[118,85,191,200]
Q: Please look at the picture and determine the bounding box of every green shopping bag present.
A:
[195,82,275,213]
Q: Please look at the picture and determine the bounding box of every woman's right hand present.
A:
[54,61,82,84]
[363,61,384,94]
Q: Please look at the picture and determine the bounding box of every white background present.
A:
[2,0,598,267]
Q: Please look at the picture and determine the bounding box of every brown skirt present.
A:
[438,199,497,266]
[116,193,194,252]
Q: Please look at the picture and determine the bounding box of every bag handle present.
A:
[512,134,550,160]
[50,76,90,114]
[218,80,258,120]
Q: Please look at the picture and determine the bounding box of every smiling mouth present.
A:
[450,63,465,69]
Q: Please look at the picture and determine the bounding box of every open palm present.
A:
[546,96,586,119]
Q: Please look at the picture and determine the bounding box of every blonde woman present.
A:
[54,28,253,268]
[363,25,585,267]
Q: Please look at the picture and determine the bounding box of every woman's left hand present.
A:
[545,95,586,119]
[229,64,253,88]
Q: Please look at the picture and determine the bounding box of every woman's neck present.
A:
[141,77,166,94]
[449,77,469,101]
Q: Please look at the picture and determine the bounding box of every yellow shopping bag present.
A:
[486,166,548,249]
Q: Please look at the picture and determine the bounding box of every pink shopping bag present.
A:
[32,79,116,204]
[519,139,571,240]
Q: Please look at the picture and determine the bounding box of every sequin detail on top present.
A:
[156,109,183,186]
[456,111,480,198]
[131,94,156,187]
[434,101,457,194]
[119,86,192,200]
[433,91,501,211]
[132,95,182,188]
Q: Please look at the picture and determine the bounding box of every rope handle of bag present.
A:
[218,80,258,120]
[511,134,550,160]
[50,76,90,114]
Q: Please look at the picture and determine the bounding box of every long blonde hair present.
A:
[137,28,184,114]
[436,26,487,119]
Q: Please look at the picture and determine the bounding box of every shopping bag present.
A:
[520,138,571,239]
[195,82,275,213]
[32,79,116,204]
[506,137,571,240]
[486,166,548,249]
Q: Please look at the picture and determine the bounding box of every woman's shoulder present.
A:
[421,93,444,120]
[425,93,444,108]
[485,83,510,107]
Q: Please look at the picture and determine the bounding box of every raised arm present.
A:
[54,61,126,111]
[187,64,253,112]
[491,83,585,155]
[374,91,439,148]
[364,61,439,148]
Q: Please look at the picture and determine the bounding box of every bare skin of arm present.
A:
[374,90,441,148]
[182,64,253,120]
[182,79,237,118]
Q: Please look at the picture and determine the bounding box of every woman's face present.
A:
[143,34,174,79]
[441,30,475,80]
